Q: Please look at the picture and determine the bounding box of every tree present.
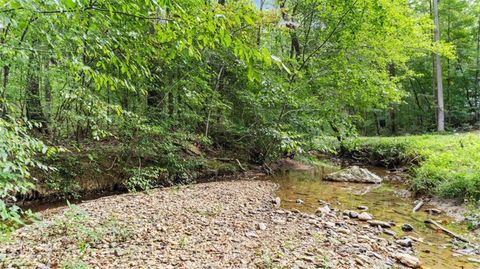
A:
[433,0,445,132]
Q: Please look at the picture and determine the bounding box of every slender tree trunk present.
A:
[389,108,396,135]
[205,66,224,137]
[433,0,445,132]
[0,25,11,118]
[279,0,301,59]
[168,91,174,117]
[409,79,424,130]
[44,60,52,119]
[1,66,9,117]
[26,55,48,131]
[373,111,380,135]
[429,0,437,127]
[256,0,265,46]
[475,16,480,122]
[388,64,397,135]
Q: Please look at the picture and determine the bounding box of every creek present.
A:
[270,163,479,269]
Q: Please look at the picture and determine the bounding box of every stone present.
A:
[272,197,281,208]
[317,199,329,205]
[114,249,126,257]
[349,211,359,218]
[394,253,421,268]
[367,220,391,228]
[324,222,335,228]
[296,199,304,204]
[257,223,267,231]
[396,238,413,248]
[245,231,258,238]
[302,256,315,263]
[426,208,442,215]
[324,166,382,184]
[315,205,330,216]
[358,212,373,221]
[357,205,369,211]
[401,223,414,232]
[337,228,351,234]
[383,229,396,237]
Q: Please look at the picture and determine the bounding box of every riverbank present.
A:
[325,133,480,202]
[1,180,421,269]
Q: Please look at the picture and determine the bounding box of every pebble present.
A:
[257,223,267,231]
[296,199,304,204]
[272,197,281,208]
[114,249,126,257]
[358,212,373,221]
[315,205,330,216]
[367,220,391,228]
[357,205,369,211]
[396,238,413,248]
[401,223,414,232]
[426,208,442,215]
[383,229,396,237]
[394,253,421,268]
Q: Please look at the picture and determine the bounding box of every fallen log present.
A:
[424,219,469,243]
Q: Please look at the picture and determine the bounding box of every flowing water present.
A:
[270,163,479,269]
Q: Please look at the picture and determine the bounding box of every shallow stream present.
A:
[270,164,479,269]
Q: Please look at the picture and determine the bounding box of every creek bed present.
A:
[270,164,479,269]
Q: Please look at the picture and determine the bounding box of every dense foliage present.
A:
[1,0,478,231]
[361,0,480,135]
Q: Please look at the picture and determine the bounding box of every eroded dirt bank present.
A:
[1,180,419,268]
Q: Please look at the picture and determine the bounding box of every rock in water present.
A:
[401,223,414,232]
[357,205,369,211]
[296,199,304,204]
[396,238,413,248]
[383,229,396,237]
[394,253,421,268]
[349,211,359,218]
[367,220,391,228]
[358,212,373,221]
[324,166,382,184]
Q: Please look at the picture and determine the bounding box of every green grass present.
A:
[339,133,480,201]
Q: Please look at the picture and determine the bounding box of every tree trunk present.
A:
[44,60,52,120]
[389,108,396,135]
[279,0,301,59]
[0,66,9,117]
[256,0,265,46]
[433,0,445,132]
[26,57,48,131]
[0,25,10,118]
[475,16,480,122]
